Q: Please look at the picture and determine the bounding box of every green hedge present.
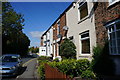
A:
[81,70,96,79]
[37,56,52,80]
[37,56,51,61]
[48,59,91,78]
[37,56,51,66]
[38,58,96,79]
[38,62,46,80]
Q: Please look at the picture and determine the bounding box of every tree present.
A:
[29,46,39,53]
[60,38,76,59]
[2,2,30,56]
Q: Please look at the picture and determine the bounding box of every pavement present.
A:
[16,58,38,80]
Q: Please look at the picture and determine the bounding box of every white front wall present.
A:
[39,47,46,56]
[41,28,53,57]
[42,35,47,56]
[50,28,53,56]
[43,35,46,46]
[53,44,56,59]
[66,2,96,60]
[43,27,53,57]
[46,32,50,56]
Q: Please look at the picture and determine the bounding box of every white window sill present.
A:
[56,38,60,42]
[78,15,89,24]
[62,36,66,40]
[53,40,56,43]
[79,53,91,56]
[108,0,120,8]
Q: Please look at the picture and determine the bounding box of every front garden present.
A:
[37,39,115,80]
[37,56,96,80]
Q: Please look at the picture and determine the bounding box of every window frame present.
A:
[106,19,120,55]
[78,2,89,22]
[108,0,120,6]
[57,20,60,35]
[80,31,91,55]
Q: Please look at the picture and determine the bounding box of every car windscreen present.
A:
[1,56,18,62]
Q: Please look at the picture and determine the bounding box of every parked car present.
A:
[0,54,22,77]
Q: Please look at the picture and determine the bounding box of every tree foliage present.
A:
[2,2,30,56]
[60,38,76,59]
[29,46,39,53]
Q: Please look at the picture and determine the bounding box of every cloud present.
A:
[30,41,40,47]
[30,31,45,39]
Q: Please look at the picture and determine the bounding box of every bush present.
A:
[76,59,91,75]
[37,58,96,79]
[38,62,46,80]
[60,38,76,59]
[91,43,115,77]
[81,70,96,79]
[47,59,93,78]
[56,59,77,77]
[38,56,51,61]
[37,56,51,80]
[53,58,59,62]
[37,56,51,66]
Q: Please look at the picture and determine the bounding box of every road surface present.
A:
[1,55,38,80]
[17,58,38,80]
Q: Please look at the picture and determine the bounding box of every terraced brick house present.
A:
[40,0,97,60]
[94,0,120,75]
[40,12,68,59]
[52,13,67,59]
[40,1,120,75]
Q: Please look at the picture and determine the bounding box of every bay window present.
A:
[107,19,120,55]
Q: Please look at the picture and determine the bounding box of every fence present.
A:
[45,63,71,80]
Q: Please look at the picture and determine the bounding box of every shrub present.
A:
[38,56,51,61]
[81,70,96,79]
[56,59,77,77]
[91,42,115,77]
[37,56,51,80]
[76,59,91,75]
[47,59,93,78]
[38,62,46,80]
[38,59,96,79]
[53,58,59,62]
[60,38,76,59]
[37,56,51,66]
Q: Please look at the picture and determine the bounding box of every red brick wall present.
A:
[53,23,58,41]
[60,14,66,38]
[53,23,57,57]
[52,14,66,57]
[94,2,120,46]
[40,36,43,46]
